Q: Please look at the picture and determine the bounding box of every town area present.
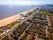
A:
[0,7,53,40]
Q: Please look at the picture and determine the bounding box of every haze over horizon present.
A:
[0,0,53,6]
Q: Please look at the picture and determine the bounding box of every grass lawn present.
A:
[40,11,49,15]
[8,21,18,27]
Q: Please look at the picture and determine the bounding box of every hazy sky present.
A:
[0,0,53,5]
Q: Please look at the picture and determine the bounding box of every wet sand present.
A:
[0,9,34,27]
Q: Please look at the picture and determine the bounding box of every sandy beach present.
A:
[0,9,34,27]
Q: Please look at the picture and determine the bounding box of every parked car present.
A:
[23,21,31,25]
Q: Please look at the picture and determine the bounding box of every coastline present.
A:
[0,9,34,27]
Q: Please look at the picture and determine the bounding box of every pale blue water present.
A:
[0,5,36,19]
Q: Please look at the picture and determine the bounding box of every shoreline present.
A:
[0,9,34,27]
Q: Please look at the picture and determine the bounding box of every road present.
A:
[18,23,32,40]
[0,8,37,40]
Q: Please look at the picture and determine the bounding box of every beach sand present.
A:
[0,9,34,27]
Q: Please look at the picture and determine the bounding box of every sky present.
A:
[0,0,53,5]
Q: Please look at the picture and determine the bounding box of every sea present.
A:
[0,5,37,19]
[0,4,53,19]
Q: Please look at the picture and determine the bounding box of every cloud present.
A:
[0,0,53,5]
[0,0,41,5]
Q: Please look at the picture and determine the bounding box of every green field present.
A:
[40,11,49,15]
[40,11,53,15]
[8,21,18,27]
